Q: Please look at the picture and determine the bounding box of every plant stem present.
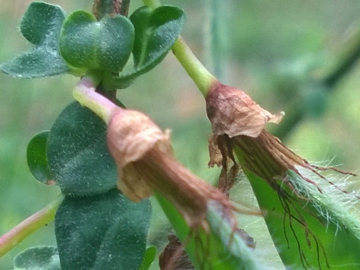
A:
[119,0,131,17]
[142,0,161,9]
[73,75,118,124]
[172,38,217,96]
[142,0,217,96]
[0,196,63,257]
[93,0,130,19]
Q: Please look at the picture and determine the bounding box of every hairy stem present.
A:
[0,196,63,257]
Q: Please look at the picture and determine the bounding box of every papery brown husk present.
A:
[107,108,236,228]
[206,81,283,138]
[205,81,339,193]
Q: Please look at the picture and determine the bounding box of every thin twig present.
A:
[0,196,63,257]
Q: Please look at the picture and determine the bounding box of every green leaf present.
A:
[60,11,134,72]
[13,246,60,270]
[27,131,54,185]
[0,2,69,78]
[243,168,360,269]
[131,6,185,70]
[138,246,157,270]
[55,189,151,270]
[156,193,263,270]
[47,102,117,195]
[103,5,185,90]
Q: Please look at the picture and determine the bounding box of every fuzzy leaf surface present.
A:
[0,2,69,78]
[55,189,151,270]
[47,102,117,195]
[60,11,134,72]
[13,246,60,270]
[27,131,54,185]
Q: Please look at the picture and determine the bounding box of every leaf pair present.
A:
[1,2,185,90]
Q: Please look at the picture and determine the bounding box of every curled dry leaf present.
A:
[206,81,284,138]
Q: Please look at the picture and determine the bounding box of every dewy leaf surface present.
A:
[47,102,117,195]
[104,5,185,89]
[13,246,60,270]
[27,131,54,185]
[0,2,69,78]
[55,189,151,270]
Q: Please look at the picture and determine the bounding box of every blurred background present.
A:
[1,0,360,269]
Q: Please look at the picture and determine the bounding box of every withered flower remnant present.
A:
[73,80,261,269]
[106,107,236,228]
[206,81,352,196]
[205,81,358,268]
[206,81,284,138]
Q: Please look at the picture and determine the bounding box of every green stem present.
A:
[172,38,217,96]
[142,0,161,9]
[73,75,118,124]
[142,0,217,96]
[0,196,63,257]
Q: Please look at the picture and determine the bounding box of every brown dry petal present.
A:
[107,109,172,202]
[159,233,194,270]
[107,108,235,228]
[206,82,283,138]
[208,134,224,167]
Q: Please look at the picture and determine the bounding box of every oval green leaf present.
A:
[55,189,151,270]
[131,5,185,70]
[47,102,117,195]
[27,131,54,185]
[13,246,60,270]
[103,5,185,90]
[60,11,134,72]
[0,2,69,78]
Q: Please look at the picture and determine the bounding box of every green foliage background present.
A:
[1,0,360,269]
